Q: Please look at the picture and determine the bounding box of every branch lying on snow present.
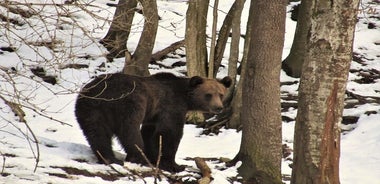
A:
[151,39,185,62]
[0,95,40,172]
[194,157,212,184]
[0,95,25,122]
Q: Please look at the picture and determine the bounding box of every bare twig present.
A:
[134,144,158,171]
[95,150,142,182]
[0,150,5,175]
[0,95,40,172]
[154,136,163,184]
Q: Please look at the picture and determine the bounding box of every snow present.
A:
[0,0,379,183]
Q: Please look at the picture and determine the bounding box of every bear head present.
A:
[189,76,232,113]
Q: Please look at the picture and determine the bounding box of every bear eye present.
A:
[219,94,224,99]
[205,93,212,101]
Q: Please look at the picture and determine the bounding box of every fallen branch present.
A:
[194,157,212,184]
[0,95,40,172]
[151,39,185,61]
[0,95,25,122]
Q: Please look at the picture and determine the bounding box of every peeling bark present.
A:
[291,0,360,184]
[320,81,340,184]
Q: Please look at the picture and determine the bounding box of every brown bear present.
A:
[75,72,231,172]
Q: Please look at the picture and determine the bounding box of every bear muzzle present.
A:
[210,106,224,114]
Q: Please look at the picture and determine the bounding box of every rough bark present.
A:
[291,0,360,184]
[234,0,286,183]
[185,0,209,77]
[185,0,209,124]
[281,0,310,78]
[100,0,137,61]
[123,0,158,76]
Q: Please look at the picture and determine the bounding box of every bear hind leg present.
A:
[84,126,123,165]
[115,117,146,165]
[78,113,124,165]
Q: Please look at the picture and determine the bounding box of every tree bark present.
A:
[227,0,251,129]
[185,0,209,77]
[100,0,137,61]
[233,0,286,183]
[123,0,158,76]
[208,0,219,78]
[225,0,245,106]
[281,0,310,78]
[291,0,360,184]
[185,0,209,124]
[212,1,237,77]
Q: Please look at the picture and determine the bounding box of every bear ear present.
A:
[189,76,204,88]
[220,76,232,88]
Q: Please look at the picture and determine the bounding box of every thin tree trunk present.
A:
[185,0,209,77]
[234,0,286,183]
[185,0,209,124]
[291,0,360,183]
[208,0,219,78]
[227,0,251,129]
[281,0,310,78]
[100,0,137,61]
[123,0,158,76]
[212,1,237,77]
[225,0,245,105]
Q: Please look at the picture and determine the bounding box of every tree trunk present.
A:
[225,0,245,105]
[281,0,310,78]
[123,0,158,76]
[185,0,209,124]
[227,0,251,129]
[212,1,237,78]
[233,0,286,183]
[291,0,360,184]
[185,0,209,77]
[100,0,137,61]
[208,0,218,78]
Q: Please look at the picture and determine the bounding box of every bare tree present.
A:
[291,0,360,183]
[281,1,310,78]
[208,0,219,78]
[212,1,241,78]
[185,0,209,77]
[224,0,245,107]
[227,0,251,129]
[99,0,137,61]
[122,0,158,76]
[229,0,286,183]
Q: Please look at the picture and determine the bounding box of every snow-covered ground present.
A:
[0,0,379,183]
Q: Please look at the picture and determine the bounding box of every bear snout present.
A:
[211,105,224,113]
